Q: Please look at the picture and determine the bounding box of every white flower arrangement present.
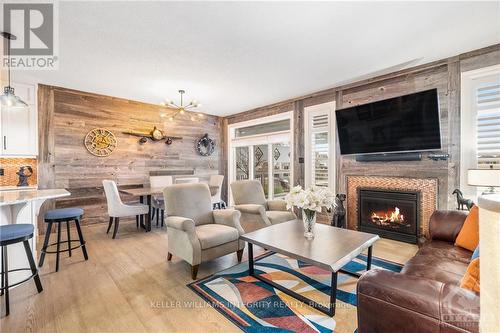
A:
[285,185,335,213]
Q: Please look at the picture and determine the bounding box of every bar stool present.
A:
[0,224,43,317]
[39,208,89,272]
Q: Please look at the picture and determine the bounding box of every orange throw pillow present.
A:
[455,205,479,251]
[461,257,480,293]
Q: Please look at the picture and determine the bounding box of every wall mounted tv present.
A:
[336,89,441,155]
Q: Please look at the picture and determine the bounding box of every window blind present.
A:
[476,81,500,168]
[310,113,329,187]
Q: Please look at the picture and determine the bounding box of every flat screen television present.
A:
[336,89,441,155]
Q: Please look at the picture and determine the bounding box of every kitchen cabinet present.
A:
[0,82,37,156]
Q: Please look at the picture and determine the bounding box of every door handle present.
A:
[3,136,6,150]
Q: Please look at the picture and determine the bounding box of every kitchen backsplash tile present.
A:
[0,158,38,187]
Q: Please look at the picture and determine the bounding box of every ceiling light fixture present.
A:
[0,32,28,108]
[160,89,203,121]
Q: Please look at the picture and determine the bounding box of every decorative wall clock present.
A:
[84,128,117,157]
[196,133,216,156]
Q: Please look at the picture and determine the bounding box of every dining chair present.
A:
[102,180,149,238]
[209,175,225,209]
[230,180,297,233]
[175,177,199,184]
[164,183,245,279]
[149,175,173,227]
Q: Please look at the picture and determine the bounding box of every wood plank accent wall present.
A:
[38,85,222,228]
[225,44,500,211]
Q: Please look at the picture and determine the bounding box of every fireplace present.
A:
[358,189,420,244]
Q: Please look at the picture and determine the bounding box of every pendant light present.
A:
[0,32,28,108]
[160,90,203,121]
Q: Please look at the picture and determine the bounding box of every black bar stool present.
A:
[39,208,88,272]
[0,224,43,317]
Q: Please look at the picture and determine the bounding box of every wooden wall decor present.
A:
[38,85,222,229]
[122,126,182,145]
[84,128,117,157]
[224,44,500,212]
[196,133,216,156]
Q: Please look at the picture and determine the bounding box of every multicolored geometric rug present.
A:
[188,252,402,333]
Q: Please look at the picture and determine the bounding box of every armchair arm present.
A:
[166,216,196,233]
[429,210,468,242]
[234,204,267,215]
[357,269,479,333]
[213,209,244,235]
[266,199,288,211]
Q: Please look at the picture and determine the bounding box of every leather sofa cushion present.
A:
[417,241,472,263]
[400,240,473,286]
[266,211,296,225]
[195,224,239,249]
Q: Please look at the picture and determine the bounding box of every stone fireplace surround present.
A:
[346,176,438,239]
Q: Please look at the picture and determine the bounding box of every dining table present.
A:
[119,185,220,232]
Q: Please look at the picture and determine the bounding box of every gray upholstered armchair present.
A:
[164,183,245,279]
[230,180,297,233]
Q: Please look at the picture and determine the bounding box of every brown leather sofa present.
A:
[357,210,480,333]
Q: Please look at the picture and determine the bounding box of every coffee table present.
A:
[240,220,379,316]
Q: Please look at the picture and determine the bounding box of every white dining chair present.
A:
[209,175,225,209]
[149,175,173,227]
[102,180,149,239]
[175,177,199,184]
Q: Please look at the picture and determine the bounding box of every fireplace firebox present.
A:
[358,189,420,244]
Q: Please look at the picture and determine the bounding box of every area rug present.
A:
[188,252,403,333]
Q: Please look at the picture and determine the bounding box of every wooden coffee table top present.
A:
[240,220,379,272]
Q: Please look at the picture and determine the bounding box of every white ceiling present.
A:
[12,1,500,116]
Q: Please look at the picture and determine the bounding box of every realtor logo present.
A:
[2,1,58,69]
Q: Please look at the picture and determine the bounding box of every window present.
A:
[476,81,500,166]
[228,112,293,204]
[461,65,500,195]
[304,101,336,191]
[234,119,290,138]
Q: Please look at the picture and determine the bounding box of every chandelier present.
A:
[0,32,28,108]
[160,89,203,121]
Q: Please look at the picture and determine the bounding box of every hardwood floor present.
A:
[0,221,418,333]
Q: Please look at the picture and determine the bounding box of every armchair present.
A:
[230,180,297,233]
[164,183,245,279]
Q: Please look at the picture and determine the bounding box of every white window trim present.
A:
[227,111,294,205]
[460,64,500,196]
[304,101,336,192]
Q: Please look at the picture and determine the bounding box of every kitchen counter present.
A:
[0,185,38,191]
[0,188,70,286]
[0,188,69,206]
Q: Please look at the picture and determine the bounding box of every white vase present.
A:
[302,209,317,239]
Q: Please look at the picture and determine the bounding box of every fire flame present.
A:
[371,207,405,223]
